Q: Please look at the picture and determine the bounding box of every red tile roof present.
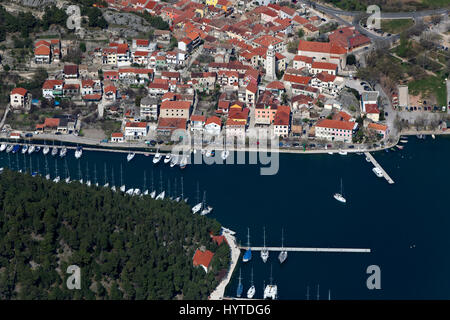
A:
[283,74,311,85]
[266,81,285,90]
[11,87,28,96]
[298,40,346,55]
[192,249,214,270]
[365,104,379,114]
[161,100,190,110]
[125,121,147,128]
[206,116,221,126]
[44,118,60,128]
[311,61,338,70]
[368,123,387,131]
[316,119,356,130]
[42,80,63,89]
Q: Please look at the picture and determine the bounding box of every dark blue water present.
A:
[1,136,450,299]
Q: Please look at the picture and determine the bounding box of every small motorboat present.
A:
[28,145,35,154]
[126,188,134,195]
[170,155,179,168]
[21,145,28,154]
[153,151,162,164]
[51,147,58,156]
[6,145,13,153]
[163,153,172,164]
[372,167,383,178]
[35,146,41,153]
[365,156,371,162]
[133,188,141,196]
[396,145,404,150]
[338,150,347,155]
[179,155,188,169]
[0,144,6,152]
[192,202,202,214]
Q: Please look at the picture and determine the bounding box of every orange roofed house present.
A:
[10,88,31,111]
[192,249,214,273]
[315,119,358,143]
[273,105,291,138]
[297,40,347,70]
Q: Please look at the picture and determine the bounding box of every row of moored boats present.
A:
[1,143,83,159]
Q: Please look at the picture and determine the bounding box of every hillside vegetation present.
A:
[0,170,230,299]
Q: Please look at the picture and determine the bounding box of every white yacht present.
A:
[28,145,35,154]
[51,146,58,156]
[170,155,179,168]
[60,147,67,158]
[0,144,6,152]
[53,176,60,183]
[43,145,50,155]
[126,188,134,195]
[133,188,141,196]
[163,153,172,164]
[152,151,162,164]
[338,150,347,155]
[74,146,83,159]
[261,227,269,263]
[192,202,202,214]
[21,145,28,154]
[6,145,13,153]
[333,178,346,203]
[263,266,277,300]
[372,167,383,178]
[247,268,256,299]
[278,228,287,264]
[221,149,230,160]
[127,152,135,162]
[120,185,126,192]
[150,190,156,198]
[155,191,165,200]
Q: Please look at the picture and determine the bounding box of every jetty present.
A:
[364,152,394,184]
[238,246,370,253]
[209,228,241,300]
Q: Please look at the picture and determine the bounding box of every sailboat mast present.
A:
[328,289,331,301]
[251,268,254,286]
[306,286,310,300]
[143,170,147,190]
[317,284,320,300]
[120,164,123,186]
[263,226,266,248]
[111,166,115,186]
[181,176,184,200]
[247,227,250,247]
[281,228,284,249]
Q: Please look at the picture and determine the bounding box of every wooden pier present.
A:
[364,152,394,184]
[238,246,371,253]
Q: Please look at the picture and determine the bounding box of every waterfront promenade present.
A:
[209,229,241,300]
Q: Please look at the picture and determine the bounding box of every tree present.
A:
[79,42,87,53]
[346,54,356,65]
[297,28,304,39]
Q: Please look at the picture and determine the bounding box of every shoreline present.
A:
[0,130,447,158]
[209,228,241,300]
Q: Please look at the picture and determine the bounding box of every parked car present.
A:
[25,133,33,138]
[385,112,388,116]
[348,145,355,149]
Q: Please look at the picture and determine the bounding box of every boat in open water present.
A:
[243,228,252,262]
[333,179,346,204]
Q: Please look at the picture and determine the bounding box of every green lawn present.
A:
[408,75,447,106]
[381,19,414,34]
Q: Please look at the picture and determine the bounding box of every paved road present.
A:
[299,0,449,42]
[0,105,10,129]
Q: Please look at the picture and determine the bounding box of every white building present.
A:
[124,122,148,140]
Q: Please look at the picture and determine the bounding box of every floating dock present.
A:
[364,152,394,184]
[238,246,371,253]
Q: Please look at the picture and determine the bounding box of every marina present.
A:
[0,136,450,299]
